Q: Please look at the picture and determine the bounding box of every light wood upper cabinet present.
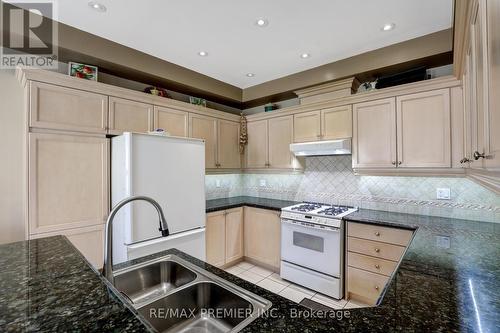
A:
[484,0,500,168]
[293,110,321,142]
[268,116,295,169]
[397,89,451,168]
[28,132,109,234]
[321,105,353,140]
[244,207,281,270]
[352,98,397,168]
[205,211,226,267]
[153,106,188,137]
[225,208,244,263]
[189,114,217,169]
[217,120,241,169]
[30,81,108,134]
[108,97,153,135]
[246,120,269,168]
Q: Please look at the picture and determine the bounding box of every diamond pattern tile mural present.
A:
[206,156,500,223]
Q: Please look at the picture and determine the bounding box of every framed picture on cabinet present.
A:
[68,62,98,81]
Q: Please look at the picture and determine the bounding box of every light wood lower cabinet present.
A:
[29,81,108,134]
[243,207,281,270]
[206,208,243,267]
[153,106,188,137]
[347,222,414,305]
[31,225,105,268]
[205,211,226,267]
[28,132,109,234]
[224,208,244,263]
[108,97,153,135]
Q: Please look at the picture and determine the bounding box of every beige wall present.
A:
[0,70,26,244]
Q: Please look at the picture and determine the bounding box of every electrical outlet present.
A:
[215,179,221,188]
[436,235,451,249]
[259,179,267,187]
[436,188,451,200]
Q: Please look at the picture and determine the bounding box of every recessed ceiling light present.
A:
[246,73,255,77]
[255,18,269,27]
[382,23,396,31]
[88,1,106,12]
[300,53,310,59]
[198,51,208,57]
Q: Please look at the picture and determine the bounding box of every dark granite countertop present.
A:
[2,207,499,332]
[206,196,299,212]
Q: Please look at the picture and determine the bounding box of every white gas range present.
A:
[280,202,357,299]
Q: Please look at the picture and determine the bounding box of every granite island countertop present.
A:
[2,208,499,332]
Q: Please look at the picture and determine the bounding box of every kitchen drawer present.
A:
[348,266,389,304]
[348,237,405,262]
[348,251,398,276]
[348,222,413,246]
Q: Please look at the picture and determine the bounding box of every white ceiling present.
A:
[54,0,453,88]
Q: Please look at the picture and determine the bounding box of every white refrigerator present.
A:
[111,132,206,264]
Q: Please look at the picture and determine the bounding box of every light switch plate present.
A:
[436,235,451,249]
[436,188,451,200]
[259,179,267,187]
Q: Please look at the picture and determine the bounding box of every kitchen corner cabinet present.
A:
[246,116,299,170]
[205,208,243,267]
[293,105,352,143]
[353,89,452,169]
[28,132,109,234]
[190,114,241,169]
[29,81,108,134]
[243,207,281,270]
[153,106,188,137]
[108,97,153,135]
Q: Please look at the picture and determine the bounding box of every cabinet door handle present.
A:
[374,248,380,253]
[398,161,402,165]
[374,285,380,290]
[473,151,487,160]
[374,231,380,236]
[375,264,380,269]
[391,161,396,165]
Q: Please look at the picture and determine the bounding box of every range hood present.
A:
[290,139,351,157]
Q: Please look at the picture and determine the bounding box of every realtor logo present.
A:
[1,0,58,69]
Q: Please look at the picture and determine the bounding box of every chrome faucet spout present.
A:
[102,195,169,283]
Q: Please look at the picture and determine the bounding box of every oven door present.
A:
[281,219,342,277]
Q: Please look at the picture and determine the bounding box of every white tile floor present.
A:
[225,261,369,310]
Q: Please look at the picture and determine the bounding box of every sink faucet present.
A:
[102,195,170,283]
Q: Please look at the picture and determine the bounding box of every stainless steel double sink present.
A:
[112,255,272,333]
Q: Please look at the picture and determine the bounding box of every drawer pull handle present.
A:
[375,264,380,269]
[374,285,380,290]
[374,231,380,236]
[374,248,380,253]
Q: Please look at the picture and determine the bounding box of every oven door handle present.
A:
[281,219,340,232]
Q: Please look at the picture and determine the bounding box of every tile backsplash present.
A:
[206,156,500,223]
